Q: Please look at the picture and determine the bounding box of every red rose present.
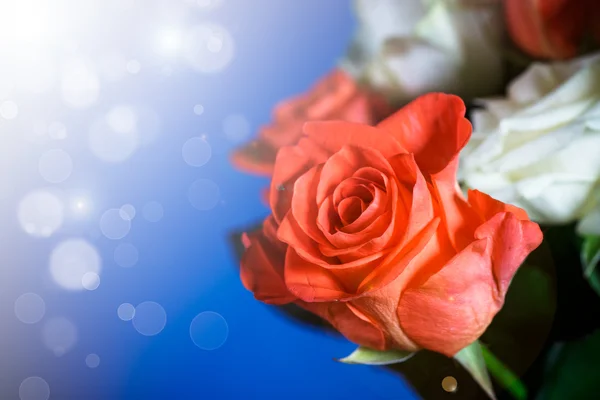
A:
[239,93,542,357]
[505,0,597,60]
[231,68,390,177]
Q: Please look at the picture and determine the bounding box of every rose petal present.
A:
[270,137,331,223]
[291,164,328,244]
[359,217,440,293]
[337,196,367,225]
[377,93,471,176]
[470,191,543,295]
[298,300,387,350]
[397,238,496,357]
[278,211,336,268]
[303,121,406,158]
[240,218,296,305]
[468,189,531,222]
[284,248,351,302]
[430,158,481,251]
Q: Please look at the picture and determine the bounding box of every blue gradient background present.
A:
[0,1,416,399]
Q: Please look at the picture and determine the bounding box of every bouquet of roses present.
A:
[230,1,600,399]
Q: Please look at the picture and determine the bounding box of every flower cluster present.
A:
[230,1,600,398]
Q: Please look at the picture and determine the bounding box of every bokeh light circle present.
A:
[41,317,78,356]
[119,204,136,221]
[223,114,251,143]
[49,239,101,291]
[88,114,140,163]
[85,354,100,368]
[14,293,46,324]
[82,272,101,291]
[193,104,204,115]
[19,377,50,400]
[182,137,212,167]
[99,208,131,240]
[114,243,139,268]
[38,149,73,183]
[184,23,235,73]
[117,303,136,321]
[190,311,229,350]
[0,100,19,119]
[142,201,164,222]
[18,190,64,238]
[132,301,167,336]
[106,105,137,133]
[188,179,220,211]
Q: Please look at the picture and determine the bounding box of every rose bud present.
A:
[240,93,542,357]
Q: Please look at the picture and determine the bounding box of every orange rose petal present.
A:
[333,174,391,233]
[284,248,351,302]
[430,158,480,251]
[468,189,530,222]
[359,217,440,293]
[377,93,471,176]
[269,139,329,223]
[278,211,336,268]
[291,164,329,244]
[397,238,496,357]
[303,121,406,158]
[298,301,387,351]
[387,153,433,241]
[316,145,396,205]
[240,221,296,305]
[470,191,543,295]
[321,200,392,254]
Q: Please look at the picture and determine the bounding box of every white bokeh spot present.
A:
[49,239,101,291]
[18,190,64,238]
[14,293,46,324]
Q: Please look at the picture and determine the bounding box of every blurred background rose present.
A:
[504,0,599,61]
[342,0,505,106]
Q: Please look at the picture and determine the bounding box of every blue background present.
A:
[0,1,416,399]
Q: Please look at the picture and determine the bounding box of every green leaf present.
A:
[481,345,528,400]
[337,346,415,366]
[454,341,496,400]
[581,235,600,295]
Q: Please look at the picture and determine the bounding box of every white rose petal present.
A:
[342,0,504,103]
[461,53,600,227]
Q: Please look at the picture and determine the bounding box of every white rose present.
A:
[460,53,600,234]
[341,0,505,105]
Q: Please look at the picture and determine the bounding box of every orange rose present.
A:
[231,68,390,177]
[240,93,543,357]
[505,0,596,60]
